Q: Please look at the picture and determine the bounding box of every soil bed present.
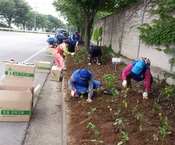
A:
[64,47,175,145]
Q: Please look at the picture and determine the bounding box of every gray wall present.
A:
[92,0,175,84]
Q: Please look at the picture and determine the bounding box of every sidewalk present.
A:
[23,74,68,145]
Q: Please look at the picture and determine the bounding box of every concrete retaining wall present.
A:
[92,0,175,84]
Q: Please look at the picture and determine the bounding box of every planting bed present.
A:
[64,48,175,145]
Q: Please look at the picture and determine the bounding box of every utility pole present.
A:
[34,2,38,31]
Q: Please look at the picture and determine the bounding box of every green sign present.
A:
[36,66,50,70]
[1,110,30,115]
[5,71,34,78]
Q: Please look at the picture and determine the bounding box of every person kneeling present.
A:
[68,68,102,103]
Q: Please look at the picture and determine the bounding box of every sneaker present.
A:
[88,63,91,65]
[98,63,100,65]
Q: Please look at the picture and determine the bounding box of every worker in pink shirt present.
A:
[53,40,74,71]
[122,57,153,99]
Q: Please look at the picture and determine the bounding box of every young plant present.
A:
[135,112,143,132]
[86,122,103,144]
[121,88,130,112]
[91,129,104,145]
[115,106,121,117]
[152,98,162,115]
[114,118,125,129]
[78,92,87,110]
[120,130,129,144]
[88,107,96,115]
[103,73,116,91]
[158,116,171,145]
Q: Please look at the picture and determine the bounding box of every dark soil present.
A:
[64,47,175,145]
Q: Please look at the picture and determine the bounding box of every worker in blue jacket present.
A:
[68,68,102,102]
[47,36,57,48]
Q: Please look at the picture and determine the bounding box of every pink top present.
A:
[122,63,151,91]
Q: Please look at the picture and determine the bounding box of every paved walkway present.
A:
[23,75,68,145]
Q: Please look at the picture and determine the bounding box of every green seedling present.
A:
[114,118,125,129]
[117,130,129,145]
[87,122,95,129]
[86,122,103,145]
[103,73,115,88]
[88,107,96,115]
[135,112,143,132]
[91,129,103,145]
[121,89,130,112]
[158,116,171,145]
[120,130,129,143]
[115,106,121,117]
[78,92,88,110]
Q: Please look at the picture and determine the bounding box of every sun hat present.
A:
[79,69,89,79]
[131,60,146,74]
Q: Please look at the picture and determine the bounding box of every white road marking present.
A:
[23,48,46,63]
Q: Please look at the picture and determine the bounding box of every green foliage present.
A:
[88,108,96,115]
[93,27,102,45]
[103,73,115,88]
[159,84,175,102]
[72,47,88,65]
[158,116,171,144]
[86,122,103,144]
[138,0,175,83]
[100,45,116,63]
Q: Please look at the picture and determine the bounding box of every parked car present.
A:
[55,29,69,38]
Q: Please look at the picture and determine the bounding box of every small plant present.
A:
[120,130,129,144]
[114,118,125,129]
[103,73,115,89]
[158,116,171,145]
[115,106,121,117]
[135,112,143,132]
[78,92,88,110]
[88,108,96,115]
[114,117,129,144]
[152,99,162,116]
[86,122,103,144]
[121,88,130,111]
[159,84,175,103]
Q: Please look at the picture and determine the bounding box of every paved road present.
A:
[0,31,65,145]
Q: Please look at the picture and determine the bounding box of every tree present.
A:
[13,0,32,29]
[53,0,85,37]
[0,0,16,27]
[53,0,140,51]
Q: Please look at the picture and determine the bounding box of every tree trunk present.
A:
[7,18,12,28]
[85,15,93,52]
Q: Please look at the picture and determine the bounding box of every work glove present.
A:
[86,98,92,103]
[71,53,75,56]
[122,80,127,88]
[142,91,148,99]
